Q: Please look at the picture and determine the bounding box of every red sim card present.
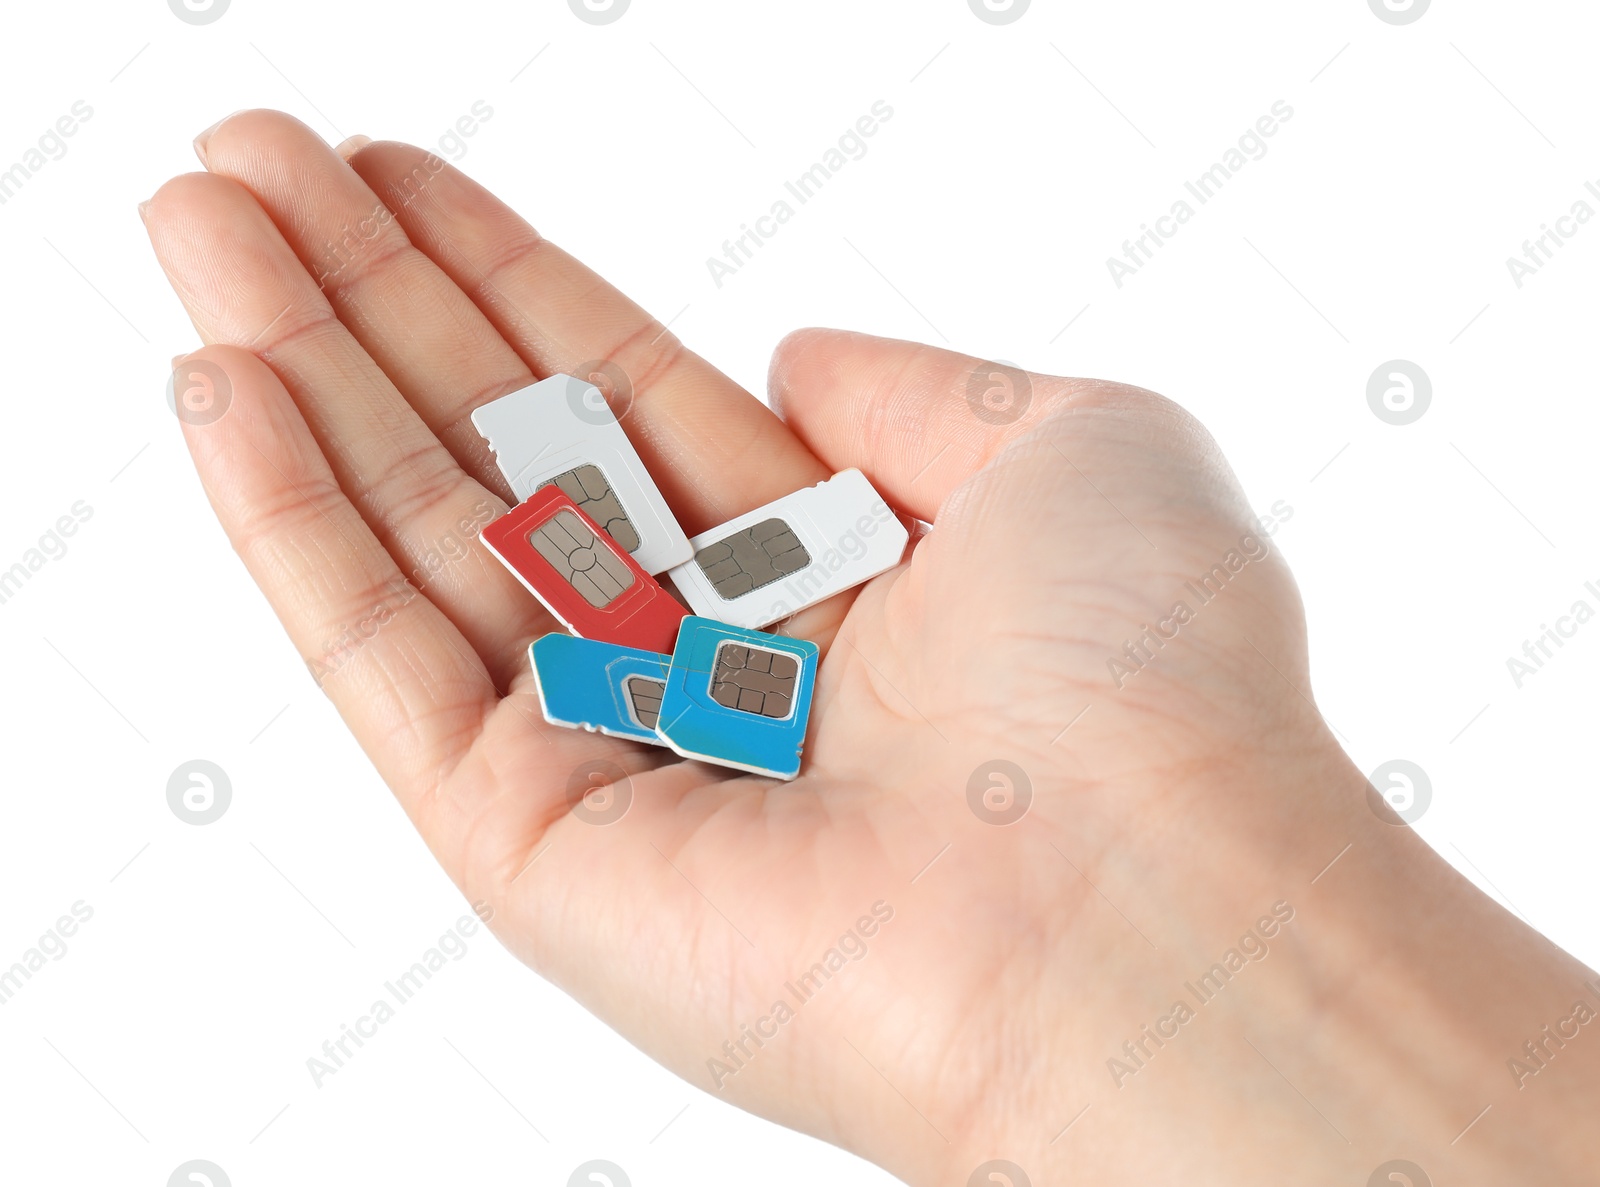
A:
[481,486,687,655]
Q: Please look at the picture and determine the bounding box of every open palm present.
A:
[147,111,1410,1185]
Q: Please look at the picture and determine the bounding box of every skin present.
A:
[142,110,1600,1185]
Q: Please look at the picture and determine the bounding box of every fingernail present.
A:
[137,200,152,224]
[335,134,372,160]
[171,353,189,369]
[193,111,240,166]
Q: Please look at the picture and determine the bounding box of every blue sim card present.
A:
[655,617,819,780]
[529,634,671,746]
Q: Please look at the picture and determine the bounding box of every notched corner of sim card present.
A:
[469,376,580,491]
[471,374,690,575]
[527,633,576,728]
[529,633,672,745]
[468,381,537,452]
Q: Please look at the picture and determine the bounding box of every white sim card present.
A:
[471,374,692,576]
[667,469,908,629]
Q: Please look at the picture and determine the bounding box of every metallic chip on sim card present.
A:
[668,470,908,629]
[529,508,636,607]
[548,464,640,554]
[709,643,800,717]
[482,487,687,655]
[623,675,665,730]
[654,617,818,780]
[471,374,690,575]
[694,518,811,599]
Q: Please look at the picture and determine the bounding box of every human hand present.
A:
[143,110,1600,1185]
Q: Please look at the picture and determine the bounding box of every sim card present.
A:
[529,633,671,746]
[471,374,691,575]
[481,486,688,655]
[667,469,908,629]
[654,617,819,780]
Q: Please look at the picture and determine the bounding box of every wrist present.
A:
[1265,750,1600,1182]
[924,740,1600,1186]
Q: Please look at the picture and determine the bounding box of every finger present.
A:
[766,328,1279,681]
[143,170,548,690]
[174,344,503,824]
[345,138,831,537]
[769,328,1105,523]
[195,110,532,492]
[335,133,372,161]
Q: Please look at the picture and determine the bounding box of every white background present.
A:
[1,1,1596,1184]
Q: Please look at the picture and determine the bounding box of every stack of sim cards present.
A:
[473,374,909,780]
